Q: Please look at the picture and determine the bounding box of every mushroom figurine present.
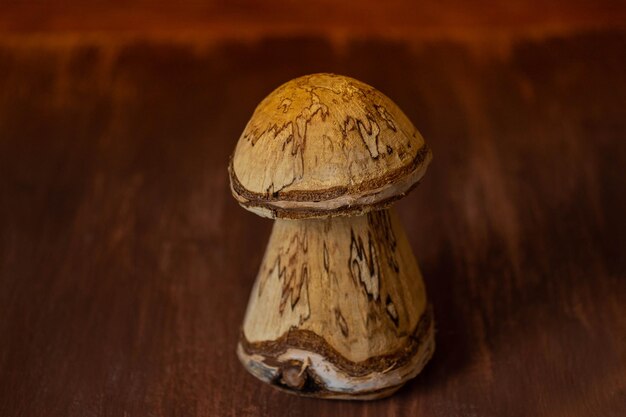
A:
[229,73,434,400]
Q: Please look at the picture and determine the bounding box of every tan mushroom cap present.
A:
[229,73,432,219]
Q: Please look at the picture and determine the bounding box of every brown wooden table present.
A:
[0,18,625,417]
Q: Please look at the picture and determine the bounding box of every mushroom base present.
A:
[237,307,435,400]
[238,208,434,399]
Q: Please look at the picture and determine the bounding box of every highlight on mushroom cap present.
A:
[229,73,432,219]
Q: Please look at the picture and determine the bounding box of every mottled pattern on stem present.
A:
[241,208,430,396]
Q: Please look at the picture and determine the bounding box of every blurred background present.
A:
[0,1,625,417]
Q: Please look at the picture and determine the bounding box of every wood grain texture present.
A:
[0,30,625,416]
[237,209,434,398]
[230,73,431,218]
[1,0,626,39]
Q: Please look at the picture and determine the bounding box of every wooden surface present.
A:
[1,28,625,417]
[2,0,626,39]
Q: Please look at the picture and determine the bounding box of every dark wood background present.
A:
[1,2,625,416]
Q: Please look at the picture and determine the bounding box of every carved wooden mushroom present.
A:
[229,73,434,400]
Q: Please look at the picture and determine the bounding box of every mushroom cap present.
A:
[229,73,432,219]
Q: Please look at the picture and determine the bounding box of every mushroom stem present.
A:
[237,208,435,399]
